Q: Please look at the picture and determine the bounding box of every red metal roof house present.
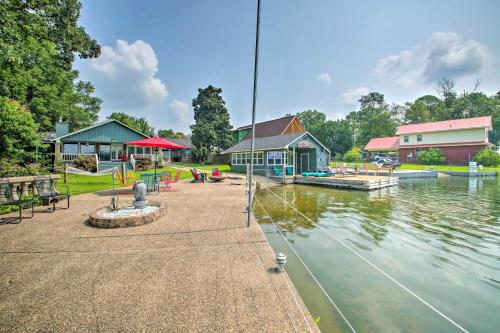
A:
[364,116,493,165]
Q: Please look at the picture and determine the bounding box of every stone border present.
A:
[439,171,498,177]
[89,201,166,228]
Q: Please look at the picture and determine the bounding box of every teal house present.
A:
[224,116,330,175]
[53,119,156,171]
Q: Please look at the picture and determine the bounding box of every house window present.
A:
[62,143,78,154]
[267,151,283,165]
[253,152,263,165]
[404,136,409,143]
[80,144,95,154]
[231,152,264,165]
[417,133,423,142]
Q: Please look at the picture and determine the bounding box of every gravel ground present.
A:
[0,178,319,332]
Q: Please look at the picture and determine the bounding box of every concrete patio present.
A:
[0,178,318,332]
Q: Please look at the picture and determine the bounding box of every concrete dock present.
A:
[0,179,318,332]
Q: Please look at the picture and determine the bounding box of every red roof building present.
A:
[365,116,493,165]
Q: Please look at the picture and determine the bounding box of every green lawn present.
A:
[330,161,499,173]
[170,162,231,172]
[398,163,500,173]
[57,166,196,196]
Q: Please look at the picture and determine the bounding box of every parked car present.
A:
[375,158,400,169]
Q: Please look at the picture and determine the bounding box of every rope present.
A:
[245,222,298,333]
[254,197,356,333]
[259,184,470,333]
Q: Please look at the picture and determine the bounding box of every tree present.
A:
[108,113,155,137]
[355,92,397,147]
[0,98,40,161]
[190,86,233,161]
[330,119,354,156]
[404,101,431,124]
[414,95,445,121]
[0,0,101,132]
[296,110,327,131]
[158,129,187,139]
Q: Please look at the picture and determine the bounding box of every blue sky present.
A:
[76,0,500,133]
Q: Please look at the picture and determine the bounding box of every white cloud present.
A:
[317,72,332,86]
[341,87,370,106]
[168,99,192,130]
[375,32,490,87]
[87,39,168,109]
[375,50,413,78]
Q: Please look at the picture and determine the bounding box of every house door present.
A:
[300,153,309,172]
[111,144,123,161]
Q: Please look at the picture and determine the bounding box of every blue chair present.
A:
[285,166,294,175]
[273,166,283,176]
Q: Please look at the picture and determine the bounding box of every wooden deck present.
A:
[294,174,398,190]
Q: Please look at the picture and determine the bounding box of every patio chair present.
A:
[272,166,283,176]
[326,166,337,176]
[34,175,70,212]
[190,168,206,183]
[161,171,181,192]
[0,180,35,223]
[285,166,294,175]
[211,168,222,177]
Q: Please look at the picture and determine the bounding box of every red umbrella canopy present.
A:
[127,137,186,149]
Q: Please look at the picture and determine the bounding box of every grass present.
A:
[170,162,231,172]
[398,163,500,173]
[330,161,499,173]
[56,163,232,196]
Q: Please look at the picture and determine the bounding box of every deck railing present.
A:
[60,153,99,170]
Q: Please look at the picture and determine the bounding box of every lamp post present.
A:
[247,0,261,227]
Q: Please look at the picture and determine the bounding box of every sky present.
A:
[75,0,500,133]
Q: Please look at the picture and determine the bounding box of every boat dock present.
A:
[292,174,399,190]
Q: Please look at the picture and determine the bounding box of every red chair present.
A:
[190,168,206,183]
[162,171,181,191]
[212,168,222,177]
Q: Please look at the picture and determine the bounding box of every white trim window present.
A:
[267,151,283,165]
[232,152,264,165]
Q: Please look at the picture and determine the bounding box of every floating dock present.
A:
[294,174,399,190]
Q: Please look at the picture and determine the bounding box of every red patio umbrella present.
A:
[127,137,186,175]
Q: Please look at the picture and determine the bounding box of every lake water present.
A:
[254,177,499,333]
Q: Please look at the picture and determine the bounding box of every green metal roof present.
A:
[54,119,149,143]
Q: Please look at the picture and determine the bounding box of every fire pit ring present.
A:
[89,201,165,228]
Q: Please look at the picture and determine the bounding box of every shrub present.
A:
[474,148,500,167]
[73,155,97,172]
[0,159,48,177]
[135,157,152,171]
[417,148,445,165]
[343,147,361,162]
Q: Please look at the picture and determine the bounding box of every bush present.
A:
[343,147,361,162]
[135,157,152,171]
[0,159,48,177]
[73,155,97,172]
[417,148,445,165]
[474,148,500,167]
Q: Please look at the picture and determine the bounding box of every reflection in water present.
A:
[254,177,500,333]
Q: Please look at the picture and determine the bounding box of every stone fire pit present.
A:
[89,201,165,228]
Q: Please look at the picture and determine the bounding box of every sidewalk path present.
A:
[0,178,318,332]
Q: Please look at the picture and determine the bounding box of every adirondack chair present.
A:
[272,166,283,176]
[161,171,181,192]
[190,168,206,183]
[34,175,70,212]
[0,179,34,223]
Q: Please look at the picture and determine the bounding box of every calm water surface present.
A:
[254,177,499,333]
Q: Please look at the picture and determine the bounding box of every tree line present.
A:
[297,79,499,159]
